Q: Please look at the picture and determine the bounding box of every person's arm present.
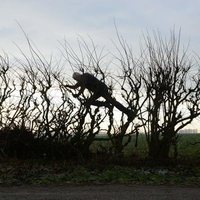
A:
[65,82,80,89]
[65,81,85,98]
[73,86,85,97]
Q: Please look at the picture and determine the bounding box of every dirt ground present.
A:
[0,184,199,200]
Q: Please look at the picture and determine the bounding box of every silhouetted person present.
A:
[66,72,134,120]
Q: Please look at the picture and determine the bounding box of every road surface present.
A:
[0,184,199,200]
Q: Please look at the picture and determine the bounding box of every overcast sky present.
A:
[0,0,200,130]
[0,0,200,57]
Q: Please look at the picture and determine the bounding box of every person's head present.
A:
[73,72,82,81]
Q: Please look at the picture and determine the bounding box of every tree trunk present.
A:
[148,139,170,161]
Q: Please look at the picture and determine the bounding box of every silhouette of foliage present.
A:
[0,30,199,163]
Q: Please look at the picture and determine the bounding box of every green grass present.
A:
[0,160,200,186]
[177,134,200,158]
[0,134,200,186]
[92,133,200,159]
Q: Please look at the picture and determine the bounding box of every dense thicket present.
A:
[0,31,199,161]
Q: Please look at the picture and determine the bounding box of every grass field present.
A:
[0,133,200,186]
[176,133,200,159]
[92,133,200,159]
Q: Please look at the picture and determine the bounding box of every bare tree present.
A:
[60,36,144,157]
[105,33,145,156]
[0,55,16,128]
[139,31,200,160]
[58,38,113,157]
